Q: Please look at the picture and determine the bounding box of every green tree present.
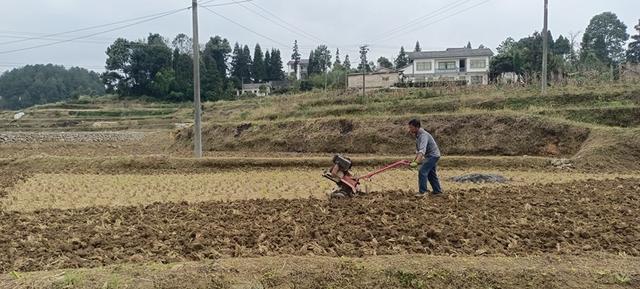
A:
[230,43,252,85]
[264,50,271,81]
[308,50,318,75]
[252,44,266,82]
[243,45,253,81]
[127,34,173,98]
[343,54,351,71]
[414,41,421,52]
[553,35,571,56]
[171,47,192,101]
[268,49,285,80]
[627,21,640,64]
[377,57,393,69]
[491,31,570,79]
[0,64,104,109]
[357,45,371,72]
[394,46,409,68]
[580,12,629,65]
[171,33,192,55]
[312,45,332,74]
[291,40,301,76]
[466,41,472,49]
[334,48,342,67]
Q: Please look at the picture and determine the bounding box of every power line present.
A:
[0,30,117,42]
[232,1,325,45]
[201,0,254,8]
[0,34,108,45]
[245,1,330,45]
[201,5,290,48]
[370,0,476,42]
[0,8,188,55]
[0,7,190,46]
[198,0,225,5]
[373,0,492,44]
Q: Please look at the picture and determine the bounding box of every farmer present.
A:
[407,119,443,197]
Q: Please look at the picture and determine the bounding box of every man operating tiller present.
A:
[407,118,444,197]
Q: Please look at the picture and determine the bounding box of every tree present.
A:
[414,41,421,52]
[343,54,351,71]
[171,33,192,55]
[334,48,342,67]
[104,38,133,93]
[252,44,266,82]
[490,31,569,79]
[496,37,516,54]
[553,35,571,56]
[264,50,271,80]
[231,43,252,85]
[357,45,371,72]
[377,57,393,69]
[627,21,640,64]
[0,64,105,109]
[466,42,472,49]
[580,12,629,65]
[127,34,173,97]
[268,49,285,80]
[307,45,332,75]
[315,45,332,73]
[242,45,253,81]
[308,50,318,75]
[171,47,192,101]
[394,46,409,68]
[291,40,301,76]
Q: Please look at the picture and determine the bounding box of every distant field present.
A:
[4,169,640,211]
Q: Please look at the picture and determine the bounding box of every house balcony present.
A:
[436,68,465,73]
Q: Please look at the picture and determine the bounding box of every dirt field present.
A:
[2,86,640,288]
[2,177,639,274]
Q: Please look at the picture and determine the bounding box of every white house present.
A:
[286,59,309,80]
[400,48,494,85]
[238,83,271,97]
[348,67,400,90]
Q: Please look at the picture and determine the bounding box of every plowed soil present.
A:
[1,179,639,273]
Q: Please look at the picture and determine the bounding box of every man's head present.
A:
[407,119,421,135]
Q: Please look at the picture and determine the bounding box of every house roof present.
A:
[286,59,310,65]
[242,83,270,90]
[408,48,494,60]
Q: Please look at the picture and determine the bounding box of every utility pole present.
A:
[362,66,366,100]
[541,0,549,94]
[192,0,203,158]
[324,69,328,91]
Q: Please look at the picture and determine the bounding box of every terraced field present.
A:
[1,85,640,288]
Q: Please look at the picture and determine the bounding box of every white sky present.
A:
[0,0,638,74]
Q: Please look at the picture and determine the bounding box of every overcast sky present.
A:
[1,0,638,74]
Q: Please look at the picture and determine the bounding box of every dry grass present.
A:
[4,168,639,212]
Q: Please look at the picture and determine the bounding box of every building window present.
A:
[470,59,487,69]
[471,75,484,85]
[416,62,432,71]
[437,61,456,70]
[459,76,467,81]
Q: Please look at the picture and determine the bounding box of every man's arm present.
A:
[415,132,427,163]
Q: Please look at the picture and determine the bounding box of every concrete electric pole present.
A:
[192,0,203,158]
[541,0,549,94]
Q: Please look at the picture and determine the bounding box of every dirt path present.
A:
[1,179,639,273]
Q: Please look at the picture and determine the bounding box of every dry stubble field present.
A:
[2,86,640,288]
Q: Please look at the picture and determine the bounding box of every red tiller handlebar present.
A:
[356,160,411,181]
